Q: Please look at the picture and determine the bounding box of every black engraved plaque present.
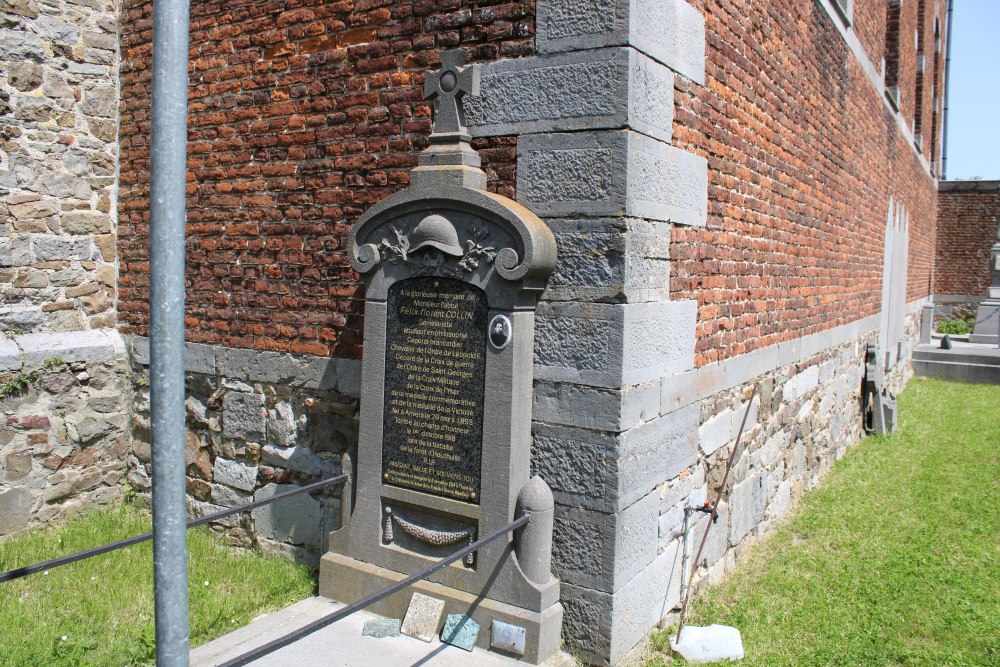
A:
[382,276,488,502]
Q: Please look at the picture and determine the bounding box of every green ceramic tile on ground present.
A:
[441,614,480,652]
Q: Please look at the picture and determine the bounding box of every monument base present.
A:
[319,552,563,665]
[969,300,1000,345]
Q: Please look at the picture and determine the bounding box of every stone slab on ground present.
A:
[400,592,446,643]
[913,342,1000,385]
[190,596,576,667]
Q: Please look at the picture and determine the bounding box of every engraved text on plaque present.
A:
[382,276,487,502]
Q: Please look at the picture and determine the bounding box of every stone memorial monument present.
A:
[318,51,563,663]
[969,216,1000,345]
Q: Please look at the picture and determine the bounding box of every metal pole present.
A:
[941,0,953,179]
[150,0,190,662]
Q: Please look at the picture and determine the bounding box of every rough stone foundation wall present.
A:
[664,309,917,593]
[934,180,1000,318]
[0,330,129,536]
[1,0,120,334]
[128,337,360,563]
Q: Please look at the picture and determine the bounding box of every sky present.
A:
[944,0,1000,180]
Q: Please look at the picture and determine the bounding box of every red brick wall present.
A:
[935,183,1000,298]
[854,0,886,71]
[670,0,945,365]
[117,0,947,367]
[117,0,533,357]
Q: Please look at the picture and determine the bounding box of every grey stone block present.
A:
[534,299,696,388]
[0,236,34,267]
[0,486,33,536]
[466,48,674,144]
[728,473,765,546]
[543,217,671,304]
[551,490,658,593]
[131,336,149,365]
[210,483,252,508]
[252,482,322,548]
[691,500,729,569]
[186,342,217,375]
[0,338,21,371]
[0,305,45,335]
[560,538,685,666]
[0,28,46,61]
[222,392,266,441]
[698,396,759,456]
[216,346,338,391]
[619,405,699,508]
[533,380,624,432]
[560,583,613,666]
[16,329,125,366]
[131,337,215,374]
[767,480,791,520]
[335,358,361,397]
[536,0,706,85]
[517,130,707,225]
[783,365,820,401]
[533,404,698,513]
[608,537,682,660]
[620,379,662,427]
[658,505,683,540]
[533,423,620,511]
[261,444,337,478]
[212,457,258,493]
[31,236,97,262]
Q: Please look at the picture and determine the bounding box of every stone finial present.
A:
[424,50,480,140]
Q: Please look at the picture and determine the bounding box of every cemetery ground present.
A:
[0,378,995,666]
[0,504,313,666]
[648,377,999,666]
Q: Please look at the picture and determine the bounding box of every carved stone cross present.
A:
[424,50,480,138]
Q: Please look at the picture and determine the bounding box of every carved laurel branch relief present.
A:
[382,506,477,567]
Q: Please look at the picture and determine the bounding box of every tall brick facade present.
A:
[116,0,946,367]
[117,0,533,357]
[670,0,944,365]
[935,180,1000,302]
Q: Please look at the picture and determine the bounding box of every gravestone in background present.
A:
[319,52,562,663]
[969,216,1000,344]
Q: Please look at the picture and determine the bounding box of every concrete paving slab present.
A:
[191,597,574,667]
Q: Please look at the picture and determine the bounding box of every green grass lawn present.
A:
[0,504,314,666]
[649,377,1000,667]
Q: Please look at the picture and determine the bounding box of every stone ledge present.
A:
[659,297,931,417]
[130,336,362,397]
[6,328,126,367]
[466,47,674,144]
[938,180,1000,192]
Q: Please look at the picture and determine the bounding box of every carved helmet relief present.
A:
[409,214,464,257]
[375,214,499,278]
